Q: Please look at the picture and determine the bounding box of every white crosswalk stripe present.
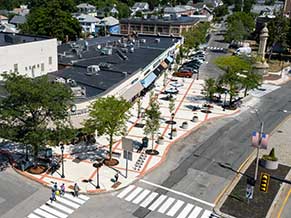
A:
[27,193,90,218]
[117,185,214,218]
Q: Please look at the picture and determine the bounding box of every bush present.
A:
[262,148,278,161]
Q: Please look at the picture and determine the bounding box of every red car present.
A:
[173,71,193,78]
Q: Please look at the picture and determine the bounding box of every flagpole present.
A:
[254,121,264,181]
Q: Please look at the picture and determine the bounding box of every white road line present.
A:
[78,194,90,201]
[117,185,135,199]
[166,200,184,217]
[125,187,143,202]
[40,205,68,218]
[56,197,80,209]
[176,203,194,218]
[27,213,41,218]
[34,208,58,218]
[46,201,74,214]
[140,192,158,208]
[63,193,85,204]
[188,206,202,218]
[200,209,212,218]
[148,195,167,211]
[157,197,175,214]
[132,189,151,204]
[140,179,215,207]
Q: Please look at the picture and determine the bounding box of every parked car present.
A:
[179,67,198,74]
[191,58,204,64]
[183,63,200,69]
[192,54,205,61]
[173,71,193,78]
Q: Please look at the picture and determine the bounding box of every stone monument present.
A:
[254,23,269,74]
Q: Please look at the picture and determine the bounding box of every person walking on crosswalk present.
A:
[50,190,56,203]
[60,183,65,196]
[74,183,80,197]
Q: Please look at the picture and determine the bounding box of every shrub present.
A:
[262,148,278,161]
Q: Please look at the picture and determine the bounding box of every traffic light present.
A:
[260,172,270,193]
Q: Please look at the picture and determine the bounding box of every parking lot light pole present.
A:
[93,162,103,189]
[170,113,175,139]
[223,90,227,111]
[60,144,65,178]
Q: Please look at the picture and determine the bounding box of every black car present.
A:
[179,67,199,74]
[183,63,200,69]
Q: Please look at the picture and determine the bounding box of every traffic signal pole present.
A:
[254,121,264,181]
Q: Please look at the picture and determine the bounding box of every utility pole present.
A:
[254,121,264,181]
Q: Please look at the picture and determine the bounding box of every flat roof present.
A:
[0,32,50,47]
[52,34,181,102]
[120,16,199,26]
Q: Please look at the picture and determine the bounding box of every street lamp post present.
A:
[223,90,227,111]
[170,113,175,139]
[60,144,65,178]
[93,162,103,189]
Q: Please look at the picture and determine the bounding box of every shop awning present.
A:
[165,56,174,64]
[141,72,157,88]
[121,82,144,101]
[160,61,168,69]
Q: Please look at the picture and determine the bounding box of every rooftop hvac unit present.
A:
[129,47,134,53]
[66,78,78,87]
[54,77,66,84]
[71,86,86,97]
[99,62,112,69]
[141,39,146,43]
[121,48,128,53]
[116,49,128,60]
[101,47,112,55]
[155,38,160,43]
[86,65,100,75]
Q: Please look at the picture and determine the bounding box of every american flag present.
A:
[252,131,259,148]
[260,133,269,149]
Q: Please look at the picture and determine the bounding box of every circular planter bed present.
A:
[224,104,237,110]
[103,158,119,166]
[201,109,212,113]
[260,159,279,170]
[145,149,159,155]
[27,165,48,174]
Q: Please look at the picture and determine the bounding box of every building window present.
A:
[25,67,28,71]
[49,56,52,65]
[14,64,18,72]
[37,64,40,68]
[41,63,44,72]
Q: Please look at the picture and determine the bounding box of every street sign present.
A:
[246,184,254,200]
[123,150,133,161]
[122,137,134,152]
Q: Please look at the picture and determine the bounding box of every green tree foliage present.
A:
[143,93,161,151]
[0,73,74,160]
[239,71,262,97]
[234,0,255,12]
[213,5,229,18]
[20,1,81,41]
[203,78,217,101]
[85,96,132,161]
[222,0,234,5]
[225,12,255,42]
[215,56,252,73]
[168,97,175,115]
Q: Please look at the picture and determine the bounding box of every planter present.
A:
[181,122,188,129]
[192,116,199,122]
[260,159,279,170]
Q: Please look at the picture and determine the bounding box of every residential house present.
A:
[77,3,97,16]
[96,16,120,34]
[164,5,197,17]
[131,2,149,16]
[74,14,100,34]
[9,15,27,28]
[12,5,29,16]
[110,6,119,17]
[251,3,283,16]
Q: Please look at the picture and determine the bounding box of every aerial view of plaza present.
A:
[0,0,291,217]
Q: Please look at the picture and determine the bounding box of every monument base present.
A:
[253,62,269,75]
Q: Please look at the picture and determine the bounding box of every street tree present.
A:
[168,96,175,115]
[203,78,217,102]
[239,71,262,97]
[143,93,161,155]
[0,73,74,161]
[85,96,131,165]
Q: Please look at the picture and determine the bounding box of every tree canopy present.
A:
[20,0,82,41]
[0,73,74,159]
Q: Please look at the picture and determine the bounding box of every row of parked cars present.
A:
[173,50,206,78]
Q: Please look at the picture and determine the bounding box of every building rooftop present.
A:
[0,32,50,47]
[77,3,96,9]
[53,34,180,101]
[120,16,199,25]
[9,15,27,25]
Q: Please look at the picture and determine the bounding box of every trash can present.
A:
[142,137,149,148]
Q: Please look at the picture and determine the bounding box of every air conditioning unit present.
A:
[66,78,78,87]
[86,65,100,75]
[141,39,146,43]
[71,86,86,97]
[155,38,160,43]
[54,77,66,84]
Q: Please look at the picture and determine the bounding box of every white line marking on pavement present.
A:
[166,200,184,217]
[148,195,167,211]
[140,192,158,208]
[125,187,143,202]
[117,185,135,199]
[40,205,68,218]
[63,193,85,204]
[46,201,74,214]
[78,194,90,201]
[132,189,151,204]
[157,197,175,214]
[27,213,41,218]
[188,206,202,218]
[177,203,194,218]
[140,179,215,207]
[200,209,212,218]
[34,208,58,218]
[56,197,80,209]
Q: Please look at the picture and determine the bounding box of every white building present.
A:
[74,14,100,33]
[0,33,57,79]
[76,3,97,16]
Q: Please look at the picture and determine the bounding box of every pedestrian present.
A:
[114,172,119,182]
[52,182,58,192]
[50,190,56,203]
[74,183,80,197]
[60,183,65,196]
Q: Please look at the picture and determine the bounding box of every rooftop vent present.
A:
[116,49,128,60]
[86,65,100,75]
[129,47,134,53]
[66,78,78,87]
[99,62,112,70]
[155,38,160,43]
[121,48,128,53]
[101,47,112,55]
[141,39,146,43]
[71,86,86,97]
[54,77,66,84]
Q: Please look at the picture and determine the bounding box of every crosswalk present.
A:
[26,193,90,218]
[117,185,219,218]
